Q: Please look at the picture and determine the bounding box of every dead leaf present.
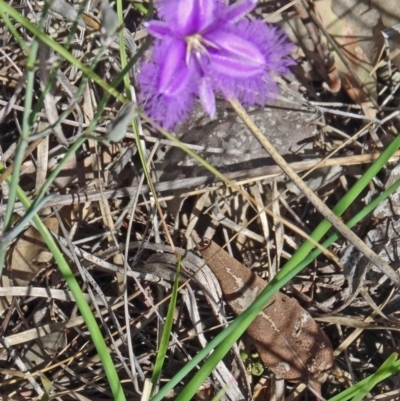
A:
[82,12,101,31]
[6,217,59,286]
[196,238,333,385]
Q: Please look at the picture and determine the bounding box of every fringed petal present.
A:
[206,20,293,108]
[199,77,216,116]
[205,31,265,77]
[138,39,200,129]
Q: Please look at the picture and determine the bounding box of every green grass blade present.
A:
[0,195,54,243]
[4,4,399,398]
[151,258,182,397]
[351,353,397,401]
[0,1,125,102]
[150,130,400,401]
[114,0,154,206]
[0,5,48,274]
[0,164,127,401]
[116,0,131,98]
[0,7,29,52]
[294,176,400,271]
[133,2,148,15]
[328,353,400,401]
[1,38,148,254]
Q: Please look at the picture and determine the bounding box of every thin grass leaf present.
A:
[116,0,176,276]
[0,194,54,243]
[149,123,400,401]
[0,164,127,401]
[151,257,182,397]
[351,353,398,401]
[133,2,149,15]
[211,386,230,401]
[0,1,125,102]
[116,0,131,97]
[327,353,400,401]
[39,376,52,401]
[293,177,400,272]
[0,5,48,274]
[0,7,29,53]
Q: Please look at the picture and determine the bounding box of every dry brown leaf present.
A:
[196,238,333,385]
[6,217,59,286]
[82,12,102,30]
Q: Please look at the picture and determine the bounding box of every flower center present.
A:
[184,33,219,65]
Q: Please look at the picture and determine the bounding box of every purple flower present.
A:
[138,0,294,130]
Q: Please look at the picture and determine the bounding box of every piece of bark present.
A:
[195,238,333,385]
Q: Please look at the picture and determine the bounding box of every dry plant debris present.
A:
[196,237,333,386]
[1,0,400,400]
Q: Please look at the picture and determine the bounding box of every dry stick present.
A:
[229,98,400,287]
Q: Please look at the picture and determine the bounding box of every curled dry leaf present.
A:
[196,238,333,385]
[6,217,60,287]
